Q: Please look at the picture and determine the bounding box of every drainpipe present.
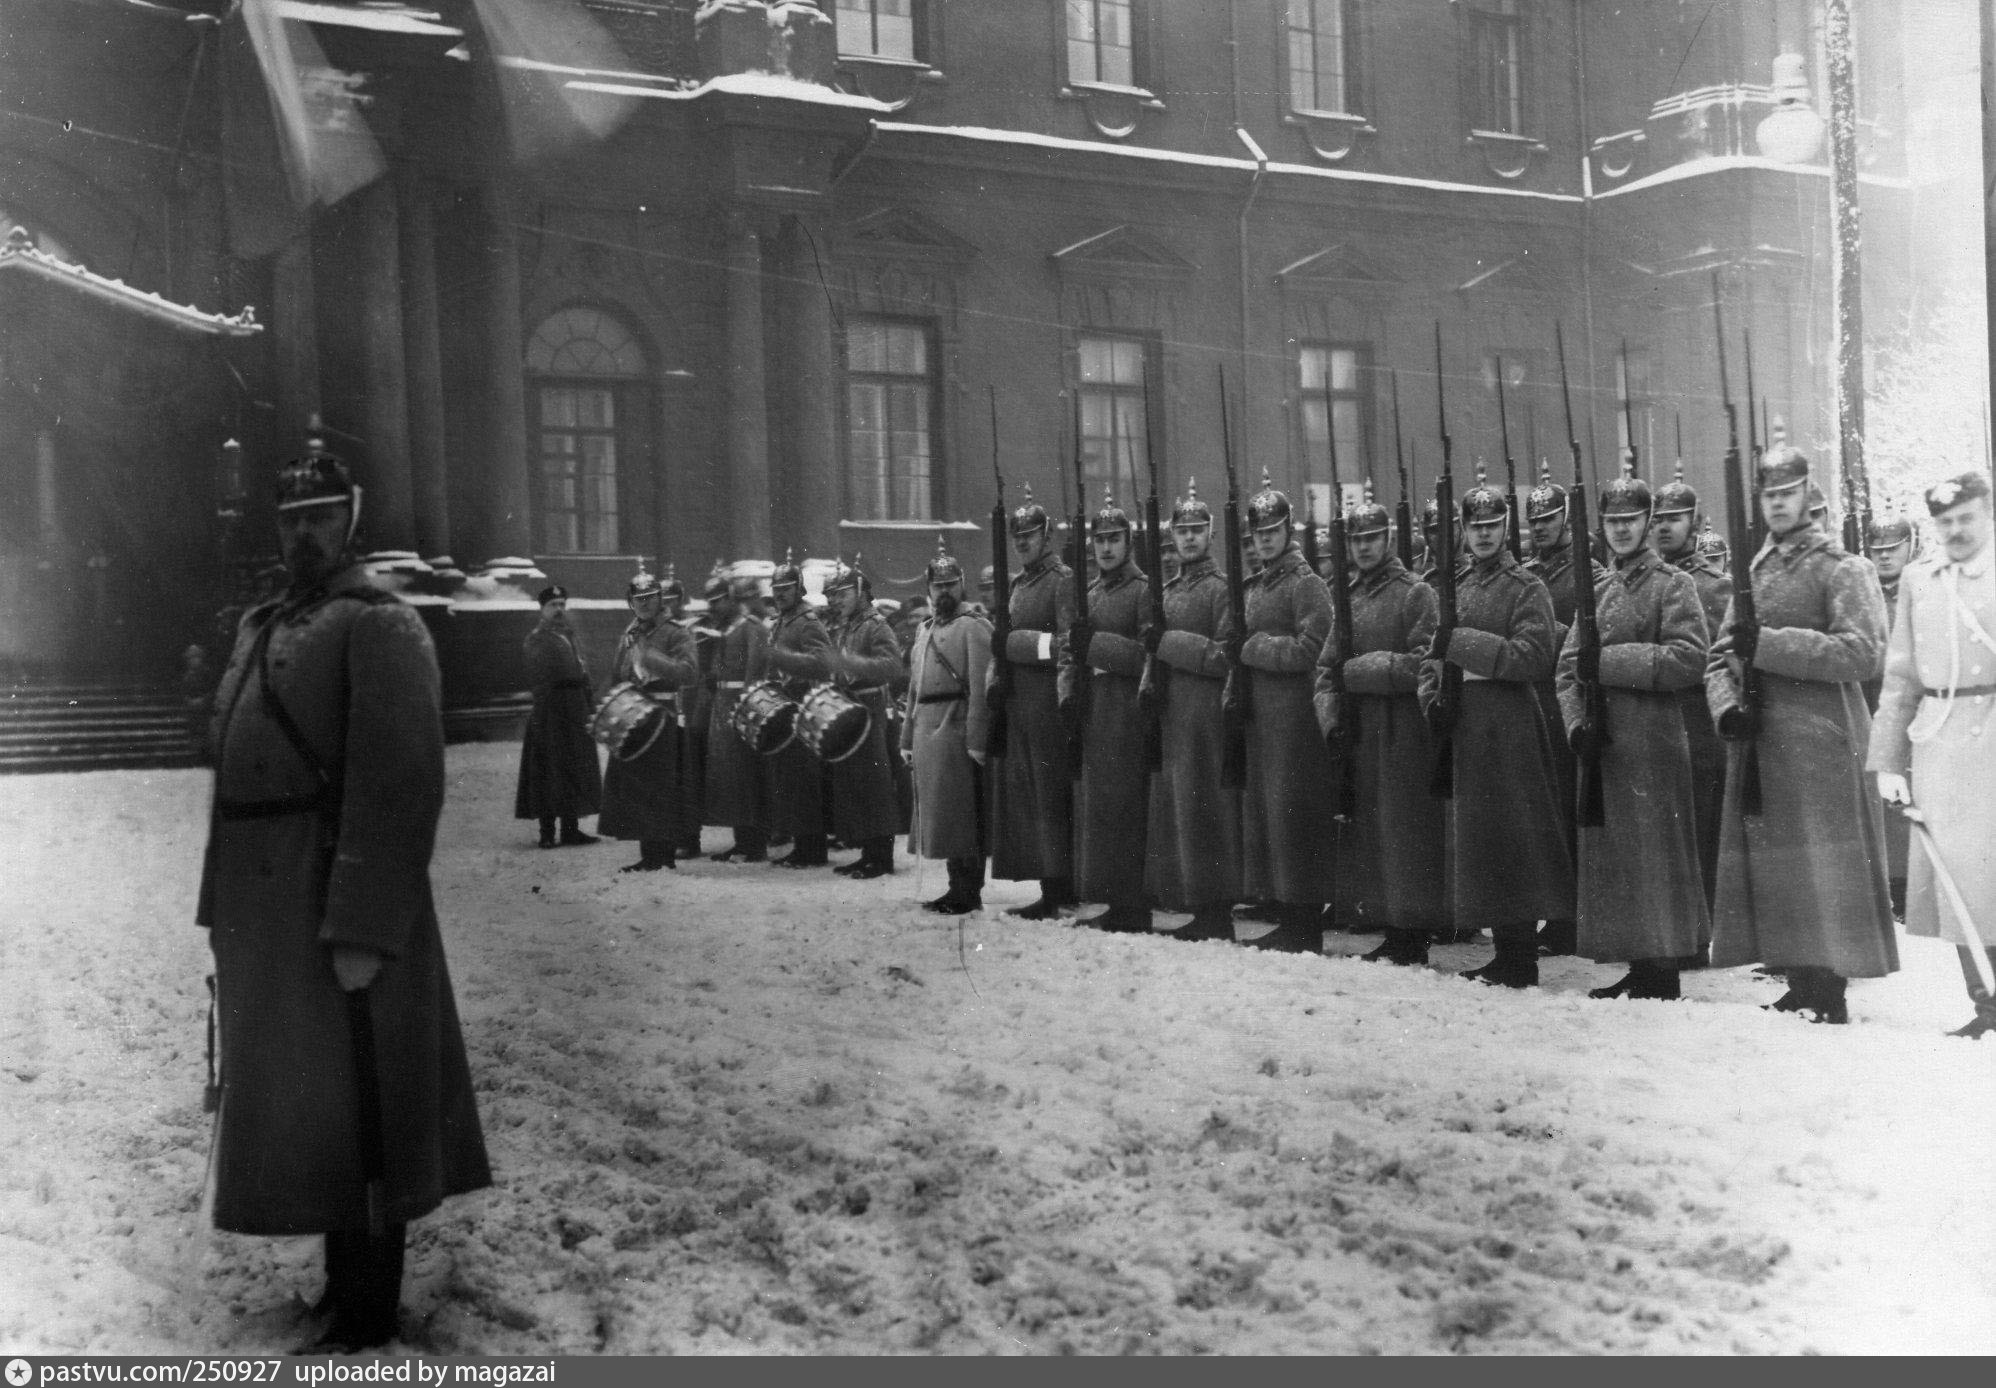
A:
[1236,126,1269,439]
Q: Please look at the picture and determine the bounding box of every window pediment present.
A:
[840,207,979,266]
[1277,242,1396,292]
[1052,225,1194,282]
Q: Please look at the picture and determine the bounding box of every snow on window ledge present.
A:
[1466,128,1548,180]
[1058,80,1166,140]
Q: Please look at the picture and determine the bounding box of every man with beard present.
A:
[988,485,1078,919]
[1557,473,1711,1001]
[1869,472,1996,1038]
[598,566,700,872]
[1650,468,1730,913]
[514,585,601,848]
[198,447,489,1352]
[1316,494,1446,966]
[902,540,993,914]
[1145,480,1240,942]
[823,559,903,879]
[1424,470,1572,989]
[1059,487,1157,935]
[762,552,836,868]
[700,571,772,863]
[1706,445,1896,1024]
[1521,460,1592,957]
[1234,472,1338,953]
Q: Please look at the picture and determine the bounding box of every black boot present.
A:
[925,859,984,914]
[1950,948,1996,1039]
[711,827,767,862]
[1461,924,1538,988]
[1008,877,1075,919]
[1627,958,1682,1001]
[1807,971,1848,1025]
[1588,970,1638,1000]
[843,838,896,880]
[559,816,598,847]
[1363,928,1429,966]
[1536,918,1577,957]
[1243,903,1322,954]
[1092,900,1152,935]
[774,833,829,868]
[619,839,674,872]
[298,1225,404,1354]
[1166,905,1236,942]
[537,817,558,850]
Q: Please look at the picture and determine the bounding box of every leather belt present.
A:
[1924,684,1996,699]
[215,787,339,821]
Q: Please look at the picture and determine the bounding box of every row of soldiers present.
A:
[518,446,1992,1037]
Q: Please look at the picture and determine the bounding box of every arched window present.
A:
[527,307,646,555]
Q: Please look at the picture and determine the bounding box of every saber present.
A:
[1903,804,1995,992]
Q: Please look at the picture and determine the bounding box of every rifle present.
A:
[1619,338,1640,482]
[986,386,1012,761]
[1711,273,1763,816]
[1495,354,1522,561]
[1218,365,1250,789]
[1427,323,1461,799]
[1674,411,1683,488]
[1140,373,1166,770]
[1323,379,1357,819]
[1065,390,1091,782]
[1744,329,1766,554]
[1556,322,1608,830]
[1391,368,1415,570]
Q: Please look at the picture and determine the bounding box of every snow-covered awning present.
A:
[0,227,262,337]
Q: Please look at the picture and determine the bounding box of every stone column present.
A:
[271,235,320,449]
[726,213,772,557]
[397,166,454,572]
[477,178,536,564]
[355,178,416,554]
[781,215,841,557]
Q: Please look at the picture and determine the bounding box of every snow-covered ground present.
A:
[1,743,1991,1355]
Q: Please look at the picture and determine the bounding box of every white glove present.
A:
[332,945,383,992]
[1874,772,1911,808]
[968,749,987,767]
[899,747,914,767]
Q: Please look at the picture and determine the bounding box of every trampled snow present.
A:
[1,745,1990,1355]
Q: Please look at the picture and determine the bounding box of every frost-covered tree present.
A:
[1862,296,1990,531]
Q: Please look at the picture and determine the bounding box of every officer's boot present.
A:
[1461,923,1538,988]
[1626,958,1682,1001]
[1166,904,1236,942]
[1536,917,1578,957]
[844,837,895,880]
[1364,928,1429,966]
[537,817,558,850]
[925,858,985,914]
[775,832,829,868]
[559,815,597,847]
[619,839,675,872]
[1094,896,1152,935]
[1949,947,1996,1039]
[302,1224,405,1353]
[1009,877,1075,920]
[1244,902,1323,954]
[1808,970,1849,1025]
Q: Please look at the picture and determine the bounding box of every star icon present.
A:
[6,1359,33,1388]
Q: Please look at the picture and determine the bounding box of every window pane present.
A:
[1110,338,1144,385]
[847,320,934,521]
[884,323,927,375]
[578,389,614,430]
[835,0,873,55]
[1329,348,1358,392]
[848,320,886,373]
[1288,30,1315,110]
[876,0,915,61]
[541,387,577,429]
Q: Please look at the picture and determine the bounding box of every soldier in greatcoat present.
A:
[1706,445,1897,1025]
[1868,471,1996,1038]
[823,559,903,878]
[1422,476,1574,989]
[1556,475,1712,1001]
[700,572,771,862]
[1865,516,1916,913]
[989,487,1078,918]
[1144,480,1241,942]
[1058,488,1157,935]
[1315,497,1446,966]
[1234,473,1338,953]
[762,553,835,868]
[199,450,489,1353]
[514,584,602,849]
[1651,470,1730,914]
[1522,461,1593,957]
[901,541,993,914]
[598,566,700,872]
[661,566,707,861]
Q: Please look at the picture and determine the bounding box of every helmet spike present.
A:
[1474,456,1489,486]
[1023,480,1036,505]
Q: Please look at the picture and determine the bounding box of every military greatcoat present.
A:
[901,606,992,861]
[1315,557,1447,933]
[701,614,770,829]
[1420,549,1575,926]
[1867,550,1996,946]
[1706,525,1897,976]
[1666,544,1733,906]
[763,605,834,839]
[514,619,602,821]
[1239,543,1338,905]
[1145,554,1241,910]
[1057,558,1155,907]
[1555,546,1712,962]
[1527,535,1602,867]
[990,554,1075,881]
[827,607,905,844]
[597,614,699,843]
[197,566,490,1235]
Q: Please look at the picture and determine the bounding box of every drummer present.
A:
[762,551,837,868]
[701,570,773,863]
[598,564,701,872]
[824,559,904,879]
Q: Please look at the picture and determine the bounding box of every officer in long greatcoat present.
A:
[989,486,1078,918]
[763,553,835,868]
[1522,461,1593,957]
[823,559,903,878]
[1869,471,1996,1038]
[598,565,700,872]
[1865,516,1916,912]
[199,449,489,1353]
[1557,474,1712,1001]
[701,573,771,862]
[1235,473,1338,953]
[1423,474,1574,989]
[1707,445,1897,1024]
[1058,488,1157,934]
[514,584,602,848]
[1316,497,1446,966]
[1652,469,1730,915]
[1145,480,1240,942]
[902,541,993,914]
